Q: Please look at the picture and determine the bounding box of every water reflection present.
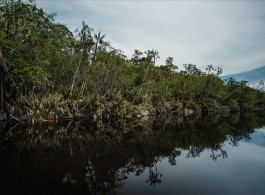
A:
[0,113,265,194]
[146,161,163,186]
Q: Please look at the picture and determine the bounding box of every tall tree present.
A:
[70,21,94,96]
[144,49,160,65]
[92,31,105,65]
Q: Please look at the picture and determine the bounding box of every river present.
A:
[0,113,265,194]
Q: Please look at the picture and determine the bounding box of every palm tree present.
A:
[79,21,94,65]
[92,31,105,65]
[144,49,160,65]
[151,49,160,65]
[70,21,94,96]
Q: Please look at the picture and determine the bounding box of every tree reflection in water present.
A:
[0,113,264,194]
[210,147,228,161]
[146,162,163,186]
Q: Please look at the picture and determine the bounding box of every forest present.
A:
[0,0,265,122]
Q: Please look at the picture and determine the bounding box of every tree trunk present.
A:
[92,42,98,65]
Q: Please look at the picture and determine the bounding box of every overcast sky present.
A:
[36,0,265,75]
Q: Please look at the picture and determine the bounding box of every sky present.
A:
[36,0,265,75]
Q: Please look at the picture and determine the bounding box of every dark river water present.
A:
[0,113,265,195]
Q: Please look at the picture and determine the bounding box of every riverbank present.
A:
[1,92,264,123]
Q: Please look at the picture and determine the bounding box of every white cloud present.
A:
[36,0,265,75]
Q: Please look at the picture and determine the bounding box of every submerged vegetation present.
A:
[0,0,265,122]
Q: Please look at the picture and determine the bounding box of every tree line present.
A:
[0,0,264,122]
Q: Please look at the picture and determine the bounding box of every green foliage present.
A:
[13,93,67,121]
[0,0,264,121]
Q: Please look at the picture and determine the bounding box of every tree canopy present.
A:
[0,0,264,121]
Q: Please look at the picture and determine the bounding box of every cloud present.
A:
[36,0,265,75]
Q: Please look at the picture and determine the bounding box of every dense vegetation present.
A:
[0,0,264,122]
